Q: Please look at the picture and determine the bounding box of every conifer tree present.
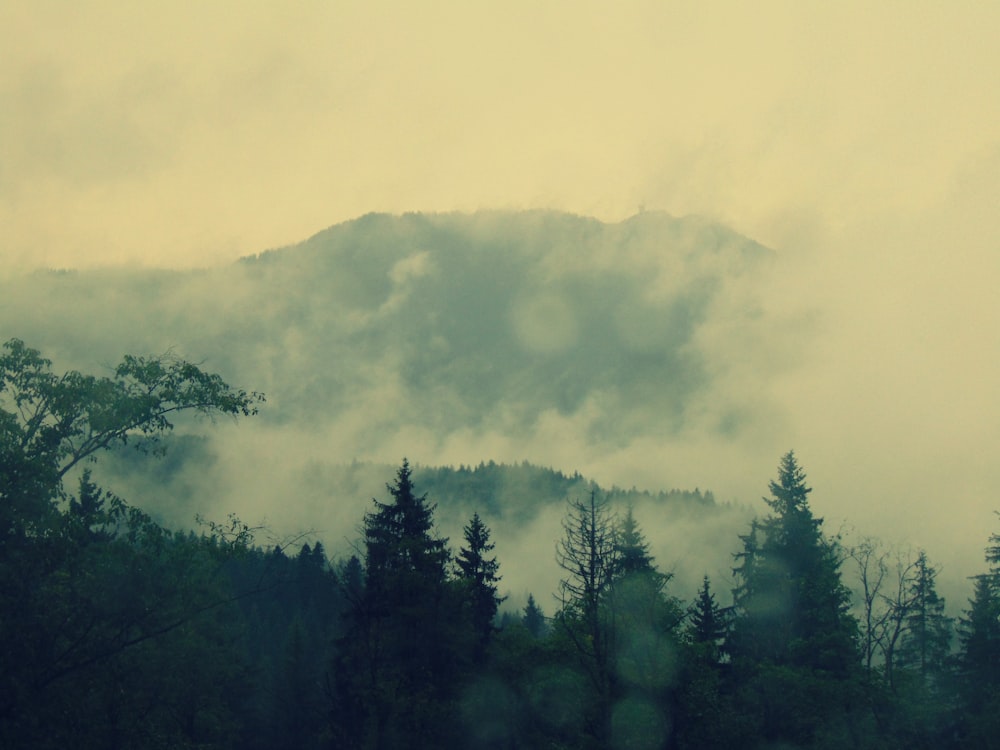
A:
[959,575,1000,689]
[364,458,449,594]
[676,576,737,750]
[614,504,657,577]
[729,451,857,673]
[688,575,727,661]
[726,452,860,746]
[955,573,1000,741]
[896,550,951,685]
[455,512,505,654]
[522,593,547,638]
[332,460,455,749]
[957,521,1000,702]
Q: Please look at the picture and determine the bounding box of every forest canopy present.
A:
[2,339,998,749]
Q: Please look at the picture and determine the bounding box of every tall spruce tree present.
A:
[729,451,857,673]
[331,459,456,750]
[956,573,1000,740]
[688,575,727,661]
[727,452,860,746]
[896,550,951,685]
[455,512,505,655]
[364,459,449,593]
[614,504,657,578]
[522,593,547,638]
[676,575,737,750]
[957,520,1000,707]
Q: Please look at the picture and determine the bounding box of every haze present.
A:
[3,3,999,601]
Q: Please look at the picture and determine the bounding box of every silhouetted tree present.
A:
[729,452,857,672]
[556,488,618,745]
[897,550,951,685]
[688,575,727,660]
[726,452,861,746]
[0,339,262,749]
[614,504,656,577]
[955,572,1000,743]
[455,512,505,656]
[331,460,457,749]
[522,593,547,638]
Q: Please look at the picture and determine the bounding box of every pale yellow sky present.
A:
[3,2,996,269]
[3,2,999,587]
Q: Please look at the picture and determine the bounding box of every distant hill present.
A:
[0,210,773,444]
[100,442,751,604]
[2,210,775,600]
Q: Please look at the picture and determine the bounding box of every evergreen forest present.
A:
[4,338,1000,749]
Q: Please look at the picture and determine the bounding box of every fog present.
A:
[3,212,762,605]
[3,3,999,609]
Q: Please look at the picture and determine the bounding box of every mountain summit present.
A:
[1,209,781,489]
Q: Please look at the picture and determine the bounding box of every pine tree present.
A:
[896,550,951,685]
[614,504,656,577]
[726,452,860,746]
[455,512,505,654]
[954,573,1000,743]
[959,574,1000,694]
[364,458,449,594]
[332,459,456,749]
[956,522,1000,705]
[676,576,737,750]
[729,451,857,673]
[688,575,727,661]
[522,593,547,638]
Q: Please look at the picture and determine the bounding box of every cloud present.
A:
[3,2,999,612]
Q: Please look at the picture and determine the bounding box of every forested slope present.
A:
[4,339,999,749]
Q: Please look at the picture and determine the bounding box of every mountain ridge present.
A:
[1,208,787,566]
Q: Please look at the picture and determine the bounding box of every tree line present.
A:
[3,338,1000,749]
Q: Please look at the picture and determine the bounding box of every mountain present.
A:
[0,209,779,598]
[2,210,774,440]
[102,446,751,603]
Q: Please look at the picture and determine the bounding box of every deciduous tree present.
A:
[0,339,263,748]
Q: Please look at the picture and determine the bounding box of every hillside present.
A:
[1,209,777,597]
[0,210,774,440]
[100,443,750,603]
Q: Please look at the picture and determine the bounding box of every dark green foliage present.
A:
[950,533,1000,739]
[955,575,1000,737]
[523,593,548,638]
[687,575,727,658]
[896,550,952,684]
[363,459,449,588]
[8,347,1000,750]
[729,452,858,672]
[0,470,265,749]
[553,490,687,748]
[0,338,262,488]
[331,459,465,749]
[614,503,657,577]
[960,576,1000,687]
[954,521,1000,743]
[419,459,716,518]
[726,452,861,747]
[0,339,265,749]
[455,512,505,655]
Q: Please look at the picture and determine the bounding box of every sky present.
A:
[3,2,1000,596]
